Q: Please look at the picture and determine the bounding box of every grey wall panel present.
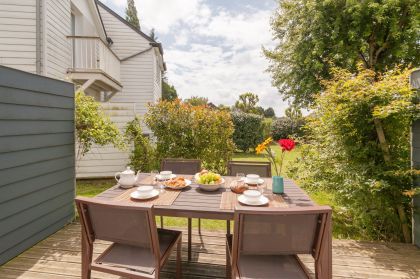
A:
[0,120,74,136]
[0,66,75,265]
[0,145,74,170]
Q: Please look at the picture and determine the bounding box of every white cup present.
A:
[160,171,172,179]
[246,174,260,184]
[136,186,154,196]
[243,189,262,202]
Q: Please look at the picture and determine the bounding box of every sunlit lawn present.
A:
[75,145,339,233]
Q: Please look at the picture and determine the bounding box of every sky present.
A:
[101,0,289,116]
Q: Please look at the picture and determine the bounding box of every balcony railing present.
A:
[68,36,120,82]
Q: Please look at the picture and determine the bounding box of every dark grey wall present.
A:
[411,69,420,248]
[0,66,75,265]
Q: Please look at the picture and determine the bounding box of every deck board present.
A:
[1,223,419,278]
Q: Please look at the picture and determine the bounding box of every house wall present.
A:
[0,66,75,265]
[43,0,71,80]
[76,4,161,178]
[0,0,37,73]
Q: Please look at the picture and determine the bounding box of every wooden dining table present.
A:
[92,173,331,278]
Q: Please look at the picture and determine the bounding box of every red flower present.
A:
[278,139,295,151]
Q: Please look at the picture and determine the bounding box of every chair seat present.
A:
[94,228,181,275]
[226,235,309,279]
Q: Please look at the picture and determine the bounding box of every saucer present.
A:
[238,194,269,206]
[244,178,265,185]
[130,189,159,200]
[155,174,176,181]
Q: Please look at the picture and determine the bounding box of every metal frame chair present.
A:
[227,160,272,178]
[75,197,182,279]
[160,158,202,261]
[226,206,332,279]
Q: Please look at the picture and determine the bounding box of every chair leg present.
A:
[198,218,201,234]
[226,220,231,235]
[176,237,182,279]
[81,229,92,279]
[188,217,192,261]
[160,216,164,228]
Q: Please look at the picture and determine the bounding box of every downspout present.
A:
[36,0,41,74]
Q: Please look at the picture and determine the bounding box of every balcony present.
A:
[67,36,122,94]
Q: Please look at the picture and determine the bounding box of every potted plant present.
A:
[255,137,295,194]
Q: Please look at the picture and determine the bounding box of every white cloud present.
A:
[105,0,288,115]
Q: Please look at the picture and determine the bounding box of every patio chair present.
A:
[227,160,272,178]
[75,197,182,279]
[226,206,332,279]
[161,158,202,261]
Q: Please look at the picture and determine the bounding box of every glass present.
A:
[151,169,164,193]
[236,173,245,180]
[258,181,266,195]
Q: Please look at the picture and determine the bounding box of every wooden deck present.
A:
[0,222,419,279]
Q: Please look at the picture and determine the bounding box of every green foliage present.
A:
[125,117,159,172]
[264,107,275,118]
[144,100,235,173]
[75,91,124,158]
[262,118,273,139]
[289,67,417,241]
[162,79,178,101]
[232,111,264,152]
[234,92,261,114]
[271,117,305,141]
[184,96,209,106]
[265,0,420,106]
[125,0,140,29]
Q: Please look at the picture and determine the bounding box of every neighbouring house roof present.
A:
[95,0,164,56]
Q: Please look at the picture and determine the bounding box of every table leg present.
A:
[226,220,231,235]
[188,217,192,261]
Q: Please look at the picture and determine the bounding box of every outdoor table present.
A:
[92,174,331,277]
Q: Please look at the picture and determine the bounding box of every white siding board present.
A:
[0,3,36,73]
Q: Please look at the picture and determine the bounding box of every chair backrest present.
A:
[227,161,271,177]
[233,206,331,256]
[75,197,158,250]
[161,158,201,175]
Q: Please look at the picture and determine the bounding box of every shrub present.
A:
[262,118,273,139]
[271,117,305,140]
[144,100,235,173]
[125,117,158,172]
[290,67,417,242]
[75,91,125,158]
[231,111,264,152]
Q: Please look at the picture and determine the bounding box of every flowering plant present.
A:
[256,137,295,176]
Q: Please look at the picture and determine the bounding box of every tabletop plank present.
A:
[94,175,315,220]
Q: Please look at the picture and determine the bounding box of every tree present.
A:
[162,80,178,101]
[265,0,420,107]
[234,92,260,114]
[75,91,125,159]
[125,0,140,30]
[184,96,209,106]
[264,107,275,118]
[149,28,158,41]
[290,67,416,242]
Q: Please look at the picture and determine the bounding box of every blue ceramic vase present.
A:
[272,176,284,194]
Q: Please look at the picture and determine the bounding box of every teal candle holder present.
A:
[272,176,284,194]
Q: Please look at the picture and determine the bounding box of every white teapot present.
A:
[115,167,138,188]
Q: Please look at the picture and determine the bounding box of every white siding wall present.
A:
[0,0,37,73]
[77,4,158,178]
[153,53,162,102]
[44,0,71,80]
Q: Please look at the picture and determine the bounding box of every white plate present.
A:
[244,178,265,185]
[155,174,177,181]
[238,194,269,206]
[130,189,159,200]
[164,179,192,190]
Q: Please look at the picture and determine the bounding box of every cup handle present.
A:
[115,172,121,183]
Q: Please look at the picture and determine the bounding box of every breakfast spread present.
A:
[164,177,187,189]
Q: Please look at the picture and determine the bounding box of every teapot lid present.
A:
[121,166,135,175]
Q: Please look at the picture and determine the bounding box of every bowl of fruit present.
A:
[195,170,225,192]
